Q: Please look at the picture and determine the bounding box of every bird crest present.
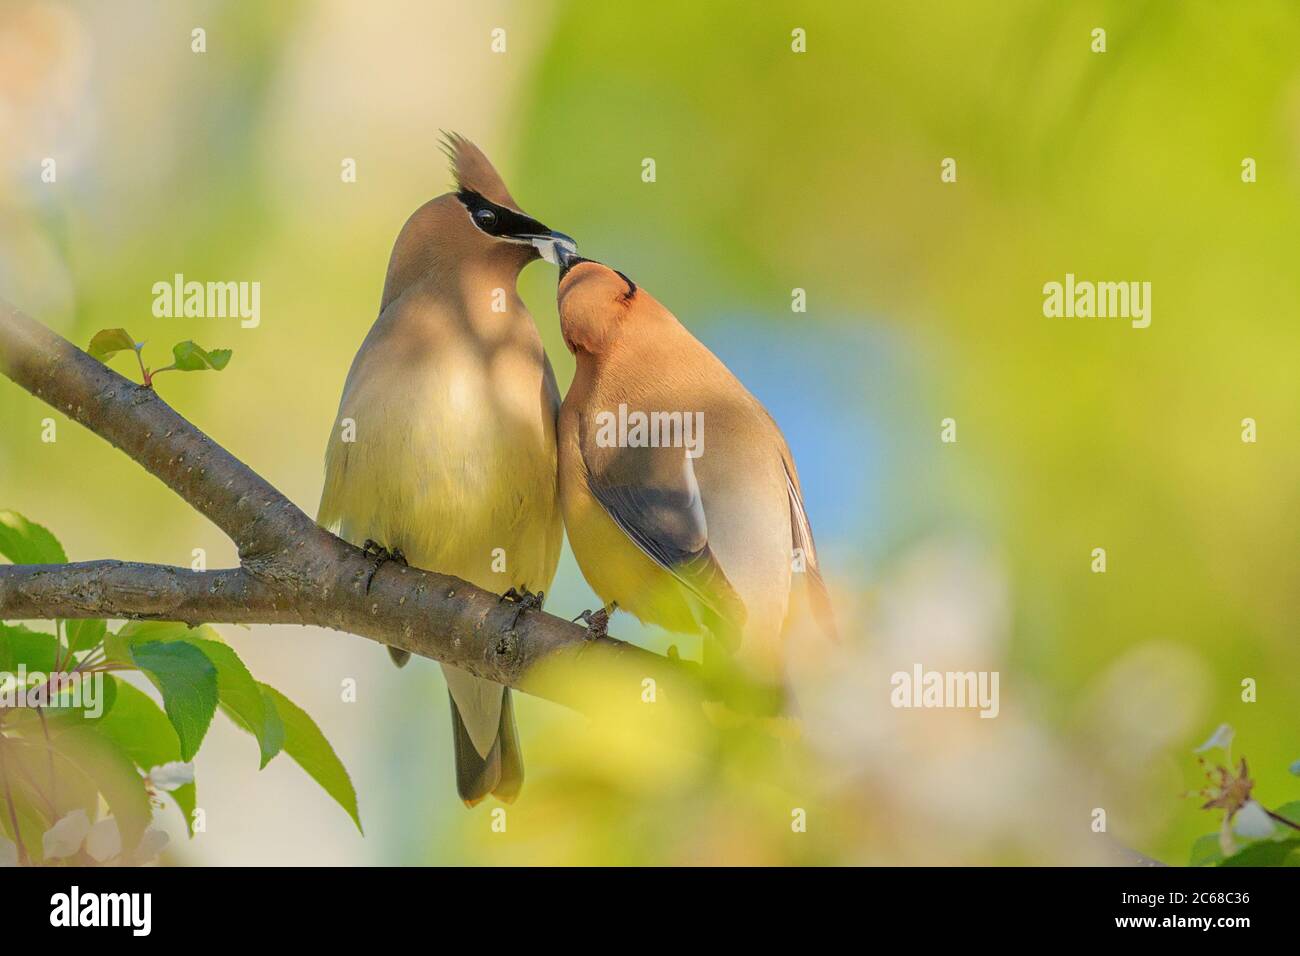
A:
[439,131,520,210]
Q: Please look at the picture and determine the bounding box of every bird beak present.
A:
[554,244,591,279]
[528,231,578,267]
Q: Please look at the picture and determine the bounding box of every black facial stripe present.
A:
[614,270,637,297]
[555,257,637,299]
[457,188,549,239]
[557,255,592,280]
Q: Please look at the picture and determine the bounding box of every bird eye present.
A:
[473,208,498,230]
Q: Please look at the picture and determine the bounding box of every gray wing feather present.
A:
[580,435,746,642]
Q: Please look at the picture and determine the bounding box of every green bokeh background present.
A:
[1,0,1296,864]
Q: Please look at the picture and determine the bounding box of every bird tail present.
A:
[448,688,524,807]
[492,689,524,802]
[782,455,838,642]
[805,567,838,643]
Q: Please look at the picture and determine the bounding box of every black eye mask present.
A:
[457,188,551,240]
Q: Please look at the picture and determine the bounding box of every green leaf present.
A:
[170,340,232,372]
[0,623,58,673]
[129,641,218,761]
[50,726,152,855]
[65,619,107,654]
[86,328,139,362]
[114,623,282,768]
[168,779,198,836]
[94,679,179,769]
[261,684,361,832]
[94,677,196,835]
[0,764,57,864]
[46,669,117,727]
[115,620,193,642]
[188,637,282,768]
[0,510,67,564]
[256,685,285,763]
[1220,838,1300,867]
[106,621,199,667]
[1272,800,1300,829]
[4,735,99,825]
[1189,833,1223,866]
[104,620,186,665]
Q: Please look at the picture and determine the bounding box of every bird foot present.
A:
[362,539,407,594]
[573,603,616,640]
[501,586,545,631]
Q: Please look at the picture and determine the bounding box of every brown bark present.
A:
[0,301,697,712]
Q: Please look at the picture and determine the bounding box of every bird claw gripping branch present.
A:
[501,586,545,631]
[362,539,407,594]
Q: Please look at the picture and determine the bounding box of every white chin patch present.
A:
[531,235,577,266]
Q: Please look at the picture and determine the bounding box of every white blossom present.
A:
[1233,800,1276,840]
[147,761,195,792]
[1195,723,1234,754]
[86,817,123,863]
[42,809,91,859]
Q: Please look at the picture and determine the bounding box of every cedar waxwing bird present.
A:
[317,134,576,806]
[554,258,835,702]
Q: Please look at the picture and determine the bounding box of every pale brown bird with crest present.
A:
[318,135,575,805]
[552,256,835,705]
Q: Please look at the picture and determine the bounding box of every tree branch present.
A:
[0,301,698,712]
